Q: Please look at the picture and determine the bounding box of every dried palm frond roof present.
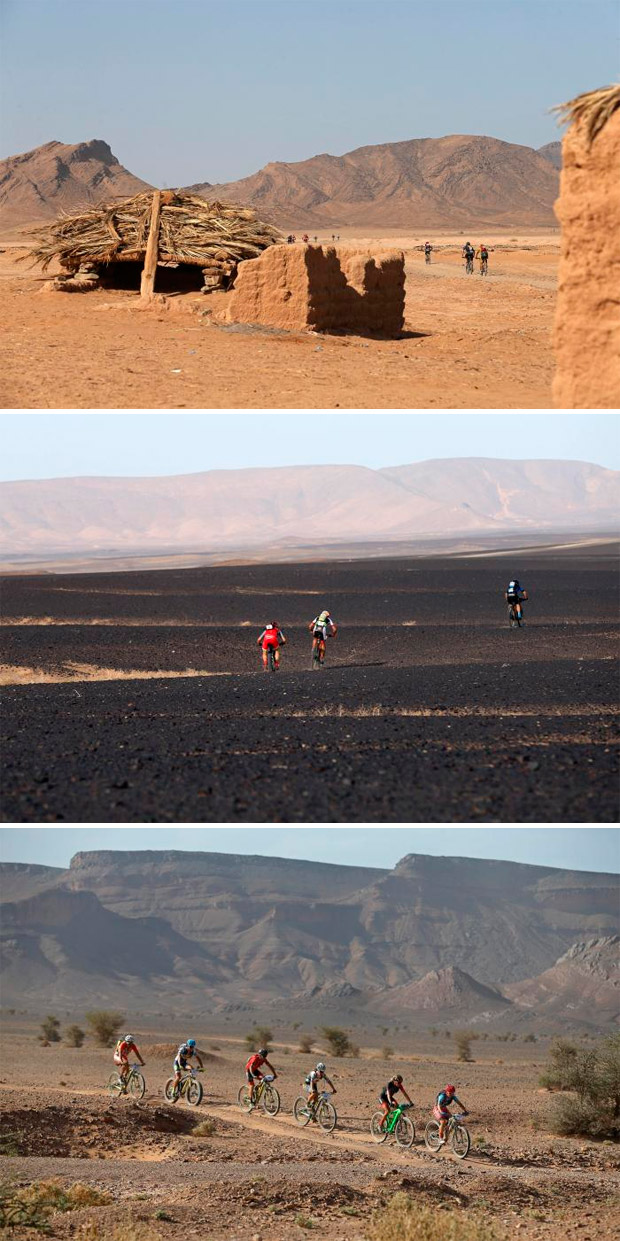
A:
[553,83,620,148]
[25,191,283,271]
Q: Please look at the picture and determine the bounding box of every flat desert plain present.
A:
[0,1018,617,1241]
[1,540,618,822]
[0,231,558,409]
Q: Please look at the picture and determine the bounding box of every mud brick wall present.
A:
[227,244,405,336]
[553,110,620,408]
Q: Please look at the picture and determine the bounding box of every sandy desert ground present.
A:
[0,1018,617,1241]
[0,231,558,409]
[1,540,617,822]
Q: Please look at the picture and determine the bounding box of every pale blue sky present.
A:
[1,827,618,872]
[1,414,618,480]
[1,1,618,184]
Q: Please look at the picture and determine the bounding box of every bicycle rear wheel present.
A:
[508,605,517,629]
[267,648,276,672]
[186,1078,203,1106]
[395,1114,415,1148]
[424,1120,442,1151]
[262,1084,280,1116]
[370,1111,388,1143]
[451,1123,470,1159]
[127,1071,145,1100]
[293,1095,312,1126]
[237,1084,253,1112]
[316,1099,337,1132]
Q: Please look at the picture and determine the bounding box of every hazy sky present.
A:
[1,414,618,481]
[1,827,618,872]
[2,0,618,184]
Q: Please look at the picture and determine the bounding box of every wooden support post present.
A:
[140,190,162,300]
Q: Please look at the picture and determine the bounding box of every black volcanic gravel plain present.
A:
[1,546,618,822]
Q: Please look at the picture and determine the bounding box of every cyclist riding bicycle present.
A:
[172,1038,204,1094]
[304,1061,336,1115]
[257,622,287,671]
[433,1084,468,1143]
[245,1048,278,1104]
[309,610,337,660]
[505,579,528,620]
[378,1074,413,1128]
[462,242,475,271]
[113,1033,145,1090]
[424,241,433,262]
[476,244,489,274]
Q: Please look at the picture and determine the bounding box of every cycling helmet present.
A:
[258,1048,268,1057]
[445,1084,456,1095]
[125,1034,134,1042]
[187,1039,196,1048]
[316,1062,326,1072]
[394,1074,403,1084]
[270,622,278,629]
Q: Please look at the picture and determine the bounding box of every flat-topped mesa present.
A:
[225,243,406,337]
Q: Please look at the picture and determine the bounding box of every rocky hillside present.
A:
[1,851,617,1027]
[505,936,620,1024]
[0,139,152,230]
[189,134,560,228]
[538,141,562,169]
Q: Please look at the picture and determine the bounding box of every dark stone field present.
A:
[1,543,618,822]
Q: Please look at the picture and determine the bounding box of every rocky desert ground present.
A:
[0,1018,618,1241]
[0,231,558,410]
[1,540,618,822]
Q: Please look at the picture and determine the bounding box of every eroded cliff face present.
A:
[553,109,620,408]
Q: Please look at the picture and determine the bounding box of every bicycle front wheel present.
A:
[424,1120,442,1151]
[186,1078,203,1106]
[164,1078,178,1102]
[370,1112,388,1143]
[293,1095,312,1127]
[262,1085,280,1116]
[395,1114,415,1148]
[106,1072,122,1096]
[237,1085,253,1112]
[316,1100,337,1133]
[451,1124,470,1159]
[127,1071,145,1100]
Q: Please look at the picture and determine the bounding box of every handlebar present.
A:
[264,1074,275,1081]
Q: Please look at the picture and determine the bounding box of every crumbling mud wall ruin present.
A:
[553,89,620,408]
[226,244,405,336]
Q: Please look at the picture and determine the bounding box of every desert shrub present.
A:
[244,1026,273,1051]
[298,1033,314,1054]
[523,1033,537,1043]
[454,1030,474,1062]
[40,1015,61,1043]
[428,1027,438,1038]
[294,1214,317,1229]
[366,1194,496,1240]
[320,1027,355,1057]
[549,1095,608,1139]
[192,1118,216,1137]
[542,1032,620,1139]
[1,1179,111,1230]
[382,1045,394,1061]
[381,1026,389,1036]
[0,1131,21,1156]
[65,1024,85,1048]
[85,1010,124,1046]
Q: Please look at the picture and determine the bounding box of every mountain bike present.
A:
[106,1063,146,1100]
[480,257,488,276]
[293,1090,337,1132]
[266,646,279,672]
[424,1113,470,1159]
[164,1066,203,1106]
[237,1073,280,1116]
[370,1102,415,1148]
[311,634,327,669]
[425,251,431,264]
[465,256,474,275]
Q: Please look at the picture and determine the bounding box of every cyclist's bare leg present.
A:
[379,1101,390,1129]
[438,1117,448,1141]
[274,648,280,667]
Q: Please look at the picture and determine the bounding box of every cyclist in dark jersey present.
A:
[378,1074,413,1128]
[505,579,527,620]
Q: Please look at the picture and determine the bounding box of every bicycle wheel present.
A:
[267,648,276,672]
[316,1099,337,1133]
[127,1071,145,1100]
[186,1078,203,1106]
[164,1078,178,1102]
[451,1123,470,1159]
[424,1120,442,1151]
[237,1084,253,1112]
[293,1095,312,1126]
[395,1114,415,1148]
[262,1084,280,1116]
[370,1111,388,1143]
[106,1071,122,1096]
[508,605,517,629]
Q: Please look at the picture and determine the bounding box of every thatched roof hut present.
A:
[26,189,283,294]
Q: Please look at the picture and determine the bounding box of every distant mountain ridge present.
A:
[1,850,617,1028]
[1,132,560,231]
[1,459,617,558]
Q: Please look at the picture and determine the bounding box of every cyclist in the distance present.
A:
[304,1061,336,1118]
[476,244,489,274]
[113,1033,145,1091]
[309,610,337,664]
[172,1038,204,1098]
[424,241,433,263]
[378,1073,413,1129]
[462,242,475,272]
[257,621,286,671]
[245,1047,278,1106]
[505,578,528,621]
[433,1084,468,1144]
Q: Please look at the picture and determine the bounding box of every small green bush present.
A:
[320,1026,355,1057]
[65,1024,85,1048]
[40,1015,61,1043]
[298,1033,314,1054]
[454,1030,474,1062]
[85,1010,124,1046]
[244,1026,273,1052]
[366,1194,496,1240]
